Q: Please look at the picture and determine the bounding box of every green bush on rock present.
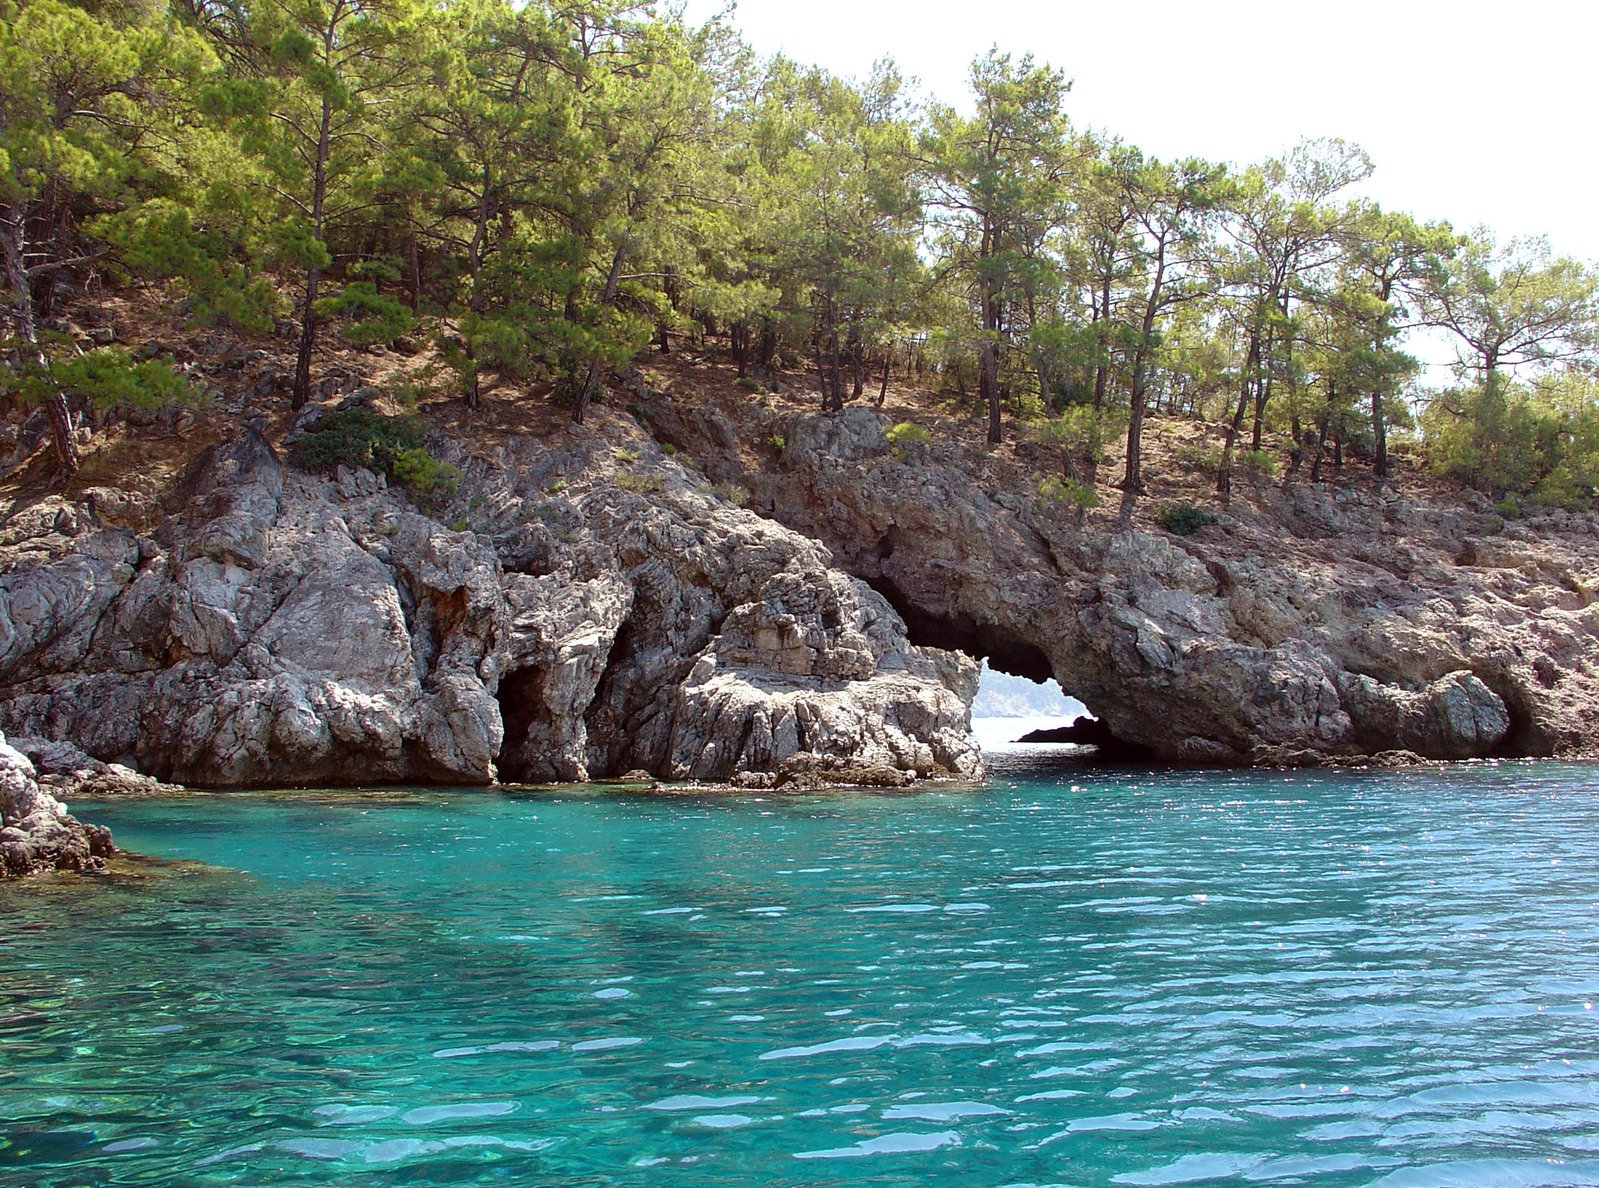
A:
[1159,501,1216,536]
[295,408,459,495]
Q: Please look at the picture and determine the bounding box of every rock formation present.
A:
[3,360,1598,807]
[0,423,981,790]
[728,405,1599,764]
[0,730,113,877]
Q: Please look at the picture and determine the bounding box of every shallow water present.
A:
[6,756,1599,1185]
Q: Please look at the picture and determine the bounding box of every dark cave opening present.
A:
[494,666,546,782]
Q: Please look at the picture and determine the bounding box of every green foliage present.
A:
[1421,375,1599,508]
[295,407,458,495]
[1158,501,1216,536]
[1172,442,1223,477]
[611,446,640,465]
[313,282,414,345]
[391,446,461,496]
[97,201,278,334]
[614,470,663,494]
[7,0,1598,499]
[1241,449,1280,480]
[296,407,422,470]
[1036,475,1100,509]
[50,348,195,410]
[1040,406,1120,463]
[886,420,931,451]
[546,478,568,494]
[768,433,786,453]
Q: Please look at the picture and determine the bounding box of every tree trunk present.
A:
[658,267,677,354]
[407,233,421,312]
[1093,270,1112,409]
[1371,389,1388,479]
[2,204,77,477]
[1311,379,1333,483]
[876,352,890,408]
[462,168,494,410]
[292,90,334,410]
[1216,332,1260,500]
[979,213,1002,445]
[1120,244,1168,494]
[980,340,1000,443]
[571,246,626,425]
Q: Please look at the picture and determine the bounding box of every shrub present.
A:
[711,481,750,505]
[1494,494,1523,518]
[296,407,422,470]
[1242,448,1280,480]
[611,446,640,465]
[391,446,461,496]
[1159,501,1216,536]
[737,376,765,393]
[769,433,786,453]
[615,471,663,494]
[294,407,458,497]
[313,280,413,345]
[1036,475,1100,509]
[49,347,196,410]
[1173,441,1223,477]
[887,420,930,457]
[546,478,568,494]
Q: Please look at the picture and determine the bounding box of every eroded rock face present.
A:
[0,427,981,788]
[737,405,1599,764]
[0,730,113,878]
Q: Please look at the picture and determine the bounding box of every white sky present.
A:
[683,0,1599,265]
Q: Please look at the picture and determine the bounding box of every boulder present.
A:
[0,730,113,878]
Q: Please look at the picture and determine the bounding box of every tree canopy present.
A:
[3,0,1597,509]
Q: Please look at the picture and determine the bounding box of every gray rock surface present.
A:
[11,735,183,798]
[709,403,1599,765]
[0,730,113,877]
[0,426,981,788]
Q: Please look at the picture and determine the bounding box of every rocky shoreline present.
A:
[0,731,114,878]
[4,351,1599,877]
[0,420,981,796]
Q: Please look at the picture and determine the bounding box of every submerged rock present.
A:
[0,730,113,878]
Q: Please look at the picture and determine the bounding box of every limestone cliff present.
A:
[0,421,981,797]
[702,404,1597,765]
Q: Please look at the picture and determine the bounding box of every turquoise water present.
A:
[6,757,1599,1185]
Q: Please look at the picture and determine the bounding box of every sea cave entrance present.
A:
[971,662,1096,756]
[858,571,1137,762]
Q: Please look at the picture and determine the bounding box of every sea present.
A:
[4,730,1599,1185]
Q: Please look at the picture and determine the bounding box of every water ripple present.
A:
[4,759,1599,1183]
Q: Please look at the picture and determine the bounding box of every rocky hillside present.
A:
[638,359,1599,766]
[2,297,1598,849]
[0,344,981,806]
